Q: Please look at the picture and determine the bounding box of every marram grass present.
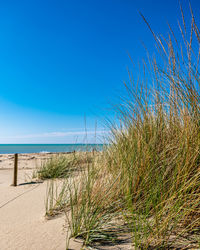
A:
[46,7,200,249]
[35,152,93,180]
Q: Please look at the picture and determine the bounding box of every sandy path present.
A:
[0,154,83,250]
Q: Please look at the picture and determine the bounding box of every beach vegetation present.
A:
[35,152,94,180]
[46,6,200,249]
[66,7,200,249]
[42,152,99,217]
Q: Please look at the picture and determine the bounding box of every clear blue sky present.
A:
[0,0,199,143]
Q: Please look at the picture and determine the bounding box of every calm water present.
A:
[0,144,104,154]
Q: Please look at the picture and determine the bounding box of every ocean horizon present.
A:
[0,144,104,154]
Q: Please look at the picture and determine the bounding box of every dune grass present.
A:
[64,7,200,249]
[41,152,99,217]
[35,152,93,180]
[45,7,200,249]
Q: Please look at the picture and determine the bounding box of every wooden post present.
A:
[13,153,18,186]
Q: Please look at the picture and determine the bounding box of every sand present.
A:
[0,153,83,250]
[0,153,134,250]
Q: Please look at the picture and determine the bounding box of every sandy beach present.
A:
[0,153,83,250]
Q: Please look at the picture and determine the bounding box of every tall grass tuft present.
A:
[64,7,200,248]
[104,7,200,248]
[36,152,93,180]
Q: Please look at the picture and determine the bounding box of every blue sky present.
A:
[0,0,199,143]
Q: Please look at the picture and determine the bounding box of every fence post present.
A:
[13,153,18,186]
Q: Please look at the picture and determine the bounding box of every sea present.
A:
[0,144,104,154]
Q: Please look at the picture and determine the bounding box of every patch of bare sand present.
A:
[0,153,83,250]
